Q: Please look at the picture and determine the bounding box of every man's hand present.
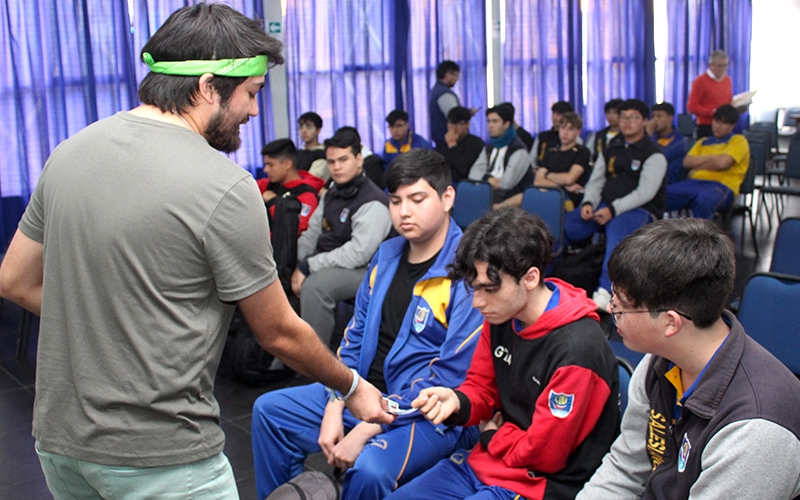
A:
[412,387,460,425]
[487,177,500,190]
[318,401,346,462]
[479,411,504,432]
[592,206,613,225]
[343,377,395,425]
[262,190,277,204]
[327,422,382,470]
[565,183,584,193]
[580,204,595,221]
[444,129,459,148]
[291,268,306,296]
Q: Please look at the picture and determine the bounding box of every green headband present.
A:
[142,52,268,77]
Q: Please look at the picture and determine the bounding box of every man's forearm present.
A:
[684,154,733,172]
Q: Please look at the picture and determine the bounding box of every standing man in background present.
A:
[429,60,464,147]
[0,5,390,498]
[687,50,733,139]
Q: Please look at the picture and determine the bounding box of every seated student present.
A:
[292,127,392,347]
[252,149,485,500]
[665,104,749,219]
[590,98,624,165]
[383,109,431,165]
[499,102,534,151]
[436,106,485,184]
[577,218,800,500]
[386,207,620,500]
[468,104,532,203]
[649,102,689,184]
[258,138,325,237]
[532,100,575,166]
[563,99,667,310]
[296,111,328,178]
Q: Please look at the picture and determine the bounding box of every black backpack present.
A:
[217,308,277,386]
[265,471,341,500]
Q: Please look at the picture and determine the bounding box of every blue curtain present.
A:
[502,0,582,136]
[664,0,752,117]
[285,0,395,154]
[0,0,274,247]
[407,0,487,141]
[584,0,656,132]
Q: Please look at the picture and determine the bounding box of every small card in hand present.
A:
[383,397,418,415]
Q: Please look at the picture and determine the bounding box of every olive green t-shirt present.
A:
[20,112,276,466]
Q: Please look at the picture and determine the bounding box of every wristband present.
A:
[340,368,359,401]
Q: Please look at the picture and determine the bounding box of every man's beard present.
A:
[205,102,245,154]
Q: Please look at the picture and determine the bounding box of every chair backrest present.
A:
[782,106,800,128]
[616,356,634,416]
[677,113,695,139]
[746,139,767,177]
[785,144,800,180]
[452,181,492,230]
[739,154,757,197]
[737,273,800,375]
[749,122,778,151]
[520,186,566,255]
[770,218,800,276]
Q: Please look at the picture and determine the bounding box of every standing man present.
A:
[383,109,431,165]
[650,102,689,184]
[563,99,667,310]
[429,60,463,147]
[577,218,800,499]
[435,106,484,184]
[469,104,533,204]
[687,50,733,139]
[666,105,749,219]
[0,5,390,498]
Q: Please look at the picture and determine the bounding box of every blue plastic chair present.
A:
[737,273,800,376]
[521,186,566,255]
[770,218,800,276]
[616,356,634,416]
[452,181,493,230]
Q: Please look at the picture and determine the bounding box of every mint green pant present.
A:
[35,442,238,499]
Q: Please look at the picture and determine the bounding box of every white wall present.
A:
[750,0,800,120]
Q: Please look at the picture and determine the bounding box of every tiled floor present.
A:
[0,193,796,499]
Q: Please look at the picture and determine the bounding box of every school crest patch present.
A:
[631,159,642,171]
[300,204,311,217]
[413,305,429,333]
[549,390,574,419]
[339,207,350,223]
[678,433,691,473]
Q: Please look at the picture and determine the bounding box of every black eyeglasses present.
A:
[609,297,693,325]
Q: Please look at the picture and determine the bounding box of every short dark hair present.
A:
[551,101,574,114]
[713,104,740,125]
[486,103,514,124]
[386,110,409,126]
[608,218,735,329]
[651,102,676,116]
[261,138,298,166]
[559,111,583,130]
[447,106,473,123]
[436,60,460,80]
[325,126,362,156]
[604,98,625,113]
[385,149,451,196]
[619,99,650,120]
[138,3,284,113]
[299,111,322,130]
[448,207,553,288]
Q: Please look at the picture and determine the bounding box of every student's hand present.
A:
[412,387,460,425]
[328,422,382,470]
[487,177,500,190]
[291,268,306,296]
[261,190,277,203]
[580,204,595,221]
[565,183,584,193]
[592,207,613,225]
[318,401,345,462]
[444,129,459,148]
[479,411,504,432]
[344,377,395,425]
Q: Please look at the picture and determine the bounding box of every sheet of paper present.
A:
[731,90,757,107]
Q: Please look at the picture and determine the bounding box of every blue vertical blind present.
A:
[664,0,752,116]
[502,0,582,135]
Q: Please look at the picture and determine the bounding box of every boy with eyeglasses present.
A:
[562,99,667,311]
[577,218,800,500]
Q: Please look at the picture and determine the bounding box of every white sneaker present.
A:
[592,287,612,311]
